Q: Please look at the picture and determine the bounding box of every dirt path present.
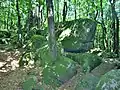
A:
[0,49,28,90]
[0,49,22,77]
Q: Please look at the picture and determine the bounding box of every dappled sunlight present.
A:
[59,28,71,41]
[0,50,21,74]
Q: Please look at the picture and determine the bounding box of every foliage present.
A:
[0,0,119,52]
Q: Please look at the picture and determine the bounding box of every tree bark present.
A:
[100,0,108,50]
[74,0,77,20]
[57,0,59,22]
[111,0,119,57]
[63,1,67,22]
[46,0,57,62]
[16,0,22,47]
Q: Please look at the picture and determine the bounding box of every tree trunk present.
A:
[46,0,57,62]
[57,0,59,22]
[74,0,77,20]
[16,0,22,47]
[100,0,108,50]
[111,0,119,57]
[63,1,67,22]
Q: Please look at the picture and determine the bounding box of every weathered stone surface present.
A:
[65,53,102,73]
[91,62,116,77]
[42,56,78,87]
[96,69,120,90]
[75,73,99,90]
[56,19,97,53]
[74,62,116,90]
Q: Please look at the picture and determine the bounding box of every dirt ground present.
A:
[0,49,83,90]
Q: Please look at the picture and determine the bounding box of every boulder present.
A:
[56,19,97,53]
[75,73,99,90]
[96,69,120,90]
[65,53,102,73]
[42,56,78,87]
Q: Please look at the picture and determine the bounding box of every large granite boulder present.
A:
[56,19,97,53]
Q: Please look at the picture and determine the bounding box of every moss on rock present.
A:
[96,69,120,90]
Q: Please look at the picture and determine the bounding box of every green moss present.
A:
[56,18,96,50]
[42,56,78,88]
[31,35,47,50]
[96,69,120,90]
[75,74,99,90]
[66,53,102,73]
[22,76,37,90]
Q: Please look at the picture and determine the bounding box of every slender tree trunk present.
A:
[111,0,119,57]
[16,0,22,47]
[79,2,81,18]
[10,10,13,29]
[38,4,43,26]
[100,0,108,50]
[115,15,119,57]
[63,1,67,22]
[6,12,9,30]
[4,12,6,29]
[46,0,57,62]
[74,0,77,20]
[57,0,59,22]
[7,0,11,31]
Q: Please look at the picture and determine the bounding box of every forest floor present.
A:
[0,49,83,90]
[0,48,118,90]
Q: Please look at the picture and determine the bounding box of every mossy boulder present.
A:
[56,19,97,53]
[96,69,120,90]
[66,53,102,73]
[75,73,99,90]
[37,45,65,66]
[30,35,47,50]
[42,56,78,87]
[37,46,53,66]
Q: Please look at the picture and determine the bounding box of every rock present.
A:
[42,56,78,87]
[57,19,97,53]
[91,62,116,77]
[75,73,99,90]
[96,69,120,90]
[30,35,47,50]
[65,53,102,73]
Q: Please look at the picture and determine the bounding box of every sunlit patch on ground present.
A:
[0,49,21,74]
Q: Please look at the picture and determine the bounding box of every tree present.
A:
[46,0,57,62]
[16,0,22,47]
[63,0,67,22]
[100,0,108,50]
[110,0,119,57]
